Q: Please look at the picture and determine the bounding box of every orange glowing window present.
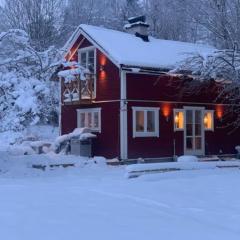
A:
[204,110,214,131]
[174,109,184,131]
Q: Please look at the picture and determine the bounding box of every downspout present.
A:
[120,68,128,160]
[59,77,62,136]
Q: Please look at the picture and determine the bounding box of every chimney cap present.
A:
[124,21,149,30]
[128,15,146,24]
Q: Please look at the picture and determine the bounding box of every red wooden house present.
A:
[60,17,240,161]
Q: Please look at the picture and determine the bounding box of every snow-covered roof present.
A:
[64,24,216,70]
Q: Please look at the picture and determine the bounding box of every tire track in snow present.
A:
[89,189,240,237]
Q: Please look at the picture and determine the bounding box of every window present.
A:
[174,109,184,131]
[204,110,214,131]
[79,47,96,73]
[132,107,159,137]
[77,108,101,132]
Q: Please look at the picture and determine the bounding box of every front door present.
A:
[184,107,205,155]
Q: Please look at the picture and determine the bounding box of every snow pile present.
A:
[0,153,107,177]
[54,128,96,153]
[125,160,240,178]
[177,155,199,162]
[58,61,89,83]
[0,125,58,154]
[0,29,60,131]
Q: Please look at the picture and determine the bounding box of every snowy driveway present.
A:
[0,162,240,240]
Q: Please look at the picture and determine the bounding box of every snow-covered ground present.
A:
[0,154,240,240]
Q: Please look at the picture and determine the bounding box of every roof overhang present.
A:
[62,26,121,68]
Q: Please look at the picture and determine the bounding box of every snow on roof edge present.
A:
[62,24,216,70]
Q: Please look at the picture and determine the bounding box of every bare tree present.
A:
[181,0,240,49]
[3,0,62,50]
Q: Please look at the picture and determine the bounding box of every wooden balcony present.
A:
[61,74,94,105]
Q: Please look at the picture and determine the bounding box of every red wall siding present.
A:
[95,49,120,101]
[126,73,240,158]
[61,102,120,159]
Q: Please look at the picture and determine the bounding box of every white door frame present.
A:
[183,106,205,156]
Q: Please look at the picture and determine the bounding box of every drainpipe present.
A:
[120,69,128,160]
[59,77,62,136]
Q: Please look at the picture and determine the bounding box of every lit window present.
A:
[77,108,101,132]
[204,110,214,131]
[174,109,184,131]
[132,107,159,137]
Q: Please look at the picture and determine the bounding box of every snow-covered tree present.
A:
[176,47,240,127]
[0,29,60,132]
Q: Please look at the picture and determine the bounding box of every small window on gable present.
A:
[132,107,159,138]
[204,110,214,131]
[79,47,95,73]
[174,109,184,131]
[77,108,101,132]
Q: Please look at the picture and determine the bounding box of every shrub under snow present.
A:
[0,29,60,132]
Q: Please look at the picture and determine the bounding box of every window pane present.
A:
[88,50,95,72]
[195,137,202,150]
[87,112,92,128]
[136,111,144,132]
[204,112,213,130]
[195,110,201,124]
[195,124,202,136]
[93,112,99,128]
[80,113,85,128]
[175,111,184,129]
[147,111,155,132]
[186,124,193,136]
[186,110,193,124]
[81,52,87,68]
[186,137,193,150]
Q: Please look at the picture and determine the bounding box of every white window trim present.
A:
[174,107,214,132]
[132,107,160,138]
[173,108,185,132]
[204,110,214,131]
[78,46,97,98]
[77,108,101,133]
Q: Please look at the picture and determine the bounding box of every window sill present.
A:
[133,133,159,138]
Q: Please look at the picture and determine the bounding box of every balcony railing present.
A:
[61,73,94,104]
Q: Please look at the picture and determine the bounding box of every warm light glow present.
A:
[99,54,107,81]
[175,111,184,129]
[216,105,223,119]
[162,103,171,119]
[175,114,179,123]
[204,112,213,129]
[67,48,78,61]
[100,55,107,66]
[99,70,107,81]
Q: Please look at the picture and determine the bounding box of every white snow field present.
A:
[0,155,240,240]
